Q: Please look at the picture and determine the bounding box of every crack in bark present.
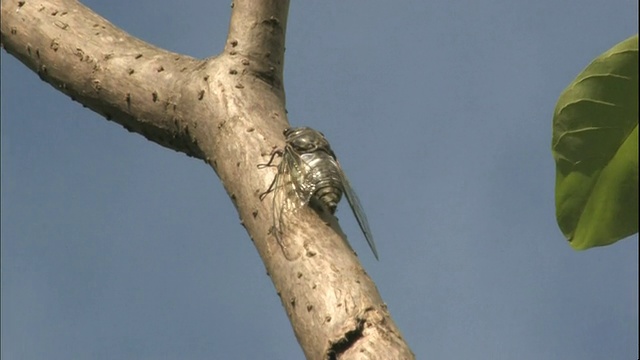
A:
[326,317,366,360]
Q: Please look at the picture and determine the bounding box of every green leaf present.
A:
[552,34,639,250]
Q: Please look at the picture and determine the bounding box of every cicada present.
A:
[259,127,379,260]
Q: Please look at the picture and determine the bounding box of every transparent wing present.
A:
[284,148,317,205]
[338,164,379,260]
[270,147,314,260]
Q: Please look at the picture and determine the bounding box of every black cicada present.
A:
[259,127,379,260]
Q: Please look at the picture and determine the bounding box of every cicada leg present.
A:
[258,149,284,200]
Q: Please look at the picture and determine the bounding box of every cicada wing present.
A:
[270,148,309,260]
[338,165,379,260]
[284,147,318,206]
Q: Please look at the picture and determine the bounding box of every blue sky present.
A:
[2,1,637,359]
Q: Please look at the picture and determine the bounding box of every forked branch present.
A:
[1,0,413,358]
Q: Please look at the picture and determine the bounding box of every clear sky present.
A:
[1,1,638,359]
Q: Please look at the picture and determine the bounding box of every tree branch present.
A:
[1,0,414,358]
[1,0,207,156]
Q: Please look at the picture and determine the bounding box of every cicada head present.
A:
[284,127,335,158]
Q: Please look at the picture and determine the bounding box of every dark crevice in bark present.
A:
[326,318,366,360]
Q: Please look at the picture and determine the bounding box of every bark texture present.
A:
[1,0,414,358]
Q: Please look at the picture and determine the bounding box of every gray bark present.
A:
[1,0,414,358]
